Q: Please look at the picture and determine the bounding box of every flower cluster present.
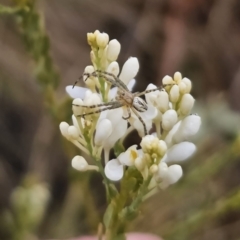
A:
[60,30,201,193]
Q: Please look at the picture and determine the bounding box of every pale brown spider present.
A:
[73,70,170,135]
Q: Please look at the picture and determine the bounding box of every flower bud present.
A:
[106,61,120,76]
[135,157,145,171]
[68,126,79,140]
[179,94,195,115]
[158,140,167,156]
[162,75,174,85]
[96,32,109,48]
[182,78,192,93]
[174,72,182,84]
[107,39,121,61]
[87,32,96,46]
[72,156,88,171]
[162,109,178,131]
[170,85,180,103]
[119,57,139,85]
[178,81,187,94]
[84,65,95,74]
[72,98,83,116]
[90,50,96,63]
[59,122,70,138]
[150,164,158,174]
[157,90,169,113]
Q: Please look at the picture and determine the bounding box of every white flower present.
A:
[118,145,138,166]
[104,159,124,181]
[103,108,128,150]
[105,145,143,181]
[157,162,183,189]
[172,115,201,144]
[164,141,196,163]
[95,119,112,146]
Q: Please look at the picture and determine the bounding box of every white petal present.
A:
[104,159,124,181]
[95,119,112,146]
[108,79,136,100]
[165,142,196,163]
[84,92,102,105]
[132,117,152,137]
[119,57,139,85]
[103,108,127,148]
[140,105,157,120]
[158,162,168,179]
[160,164,183,189]
[118,145,138,166]
[104,119,127,149]
[166,165,183,184]
[108,87,118,100]
[165,121,181,147]
[173,115,201,143]
[66,86,87,99]
[127,79,136,91]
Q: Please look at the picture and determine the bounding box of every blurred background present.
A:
[1,0,240,239]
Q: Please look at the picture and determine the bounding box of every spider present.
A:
[73,70,170,135]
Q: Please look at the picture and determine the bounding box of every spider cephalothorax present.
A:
[73,70,167,135]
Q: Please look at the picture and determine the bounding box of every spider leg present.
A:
[122,107,131,120]
[77,103,123,118]
[94,70,129,91]
[136,84,175,97]
[73,101,119,109]
[131,108,147,136]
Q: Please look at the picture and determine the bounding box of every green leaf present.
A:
[103,202,114,228]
